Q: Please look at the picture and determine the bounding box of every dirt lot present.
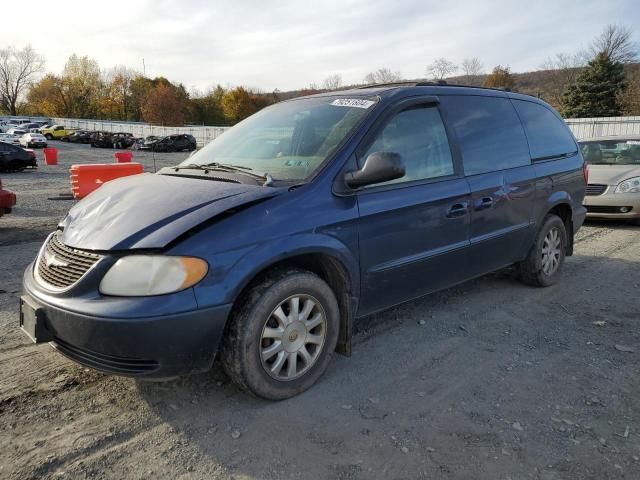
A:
[1,142,639,479]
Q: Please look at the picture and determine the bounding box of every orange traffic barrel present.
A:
[114,151,133,163]
[43,148,58,165]
[70,163,144,199]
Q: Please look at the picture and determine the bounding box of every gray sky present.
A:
[3,0,639,92]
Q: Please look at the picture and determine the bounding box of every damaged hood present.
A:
[60,173,278,250]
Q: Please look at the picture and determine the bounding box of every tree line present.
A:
[418,24,639,117]
[0,24,638,125]
[0,52,277,126]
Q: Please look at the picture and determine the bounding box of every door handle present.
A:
[446,202,469,218]
[474,197,493,211]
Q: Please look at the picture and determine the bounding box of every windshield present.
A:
[580,140,640,165]
[179,95,378,181]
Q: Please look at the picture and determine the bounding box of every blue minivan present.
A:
[21,84,587,399]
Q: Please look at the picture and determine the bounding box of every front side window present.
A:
[181,95,377,182]
[512,100,577,159]
[441,95,530,175]
[359,105,454,186]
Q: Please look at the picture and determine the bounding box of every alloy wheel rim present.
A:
[541,227,561,276]
[260,294,327,381]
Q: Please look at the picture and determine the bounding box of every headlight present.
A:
[99,256,208,296]
[615,176,640,193]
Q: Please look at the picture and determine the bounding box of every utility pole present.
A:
[142,58,146,76]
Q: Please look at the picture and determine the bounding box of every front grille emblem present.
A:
[44,250,69,268]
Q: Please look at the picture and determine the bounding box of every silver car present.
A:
[580,135,640,222]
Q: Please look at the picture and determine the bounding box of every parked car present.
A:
[6,128,27,136]
[20,122,43,132]
[20,133,48,148]
[20,84,586,399]
[0,177,17,217]
[580,135,640,222]
[61,130,94,144]
[0,119,35,132]
[90,132,136,149]
[0,132,23,146]
[0,142,37,171]
[140,134,197,152]
[40,125,76,140]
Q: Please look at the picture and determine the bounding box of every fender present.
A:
[538,190,574,225]
[192,232,360,309]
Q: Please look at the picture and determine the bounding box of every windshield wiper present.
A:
[173,162,276,186]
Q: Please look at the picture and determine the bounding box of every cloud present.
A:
[2,0,638,91]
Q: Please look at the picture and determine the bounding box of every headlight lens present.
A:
[615,176,640,193]
[99,256,208,296]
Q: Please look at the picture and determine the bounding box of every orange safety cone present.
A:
[114,151,133,163]
[43,148,58,165]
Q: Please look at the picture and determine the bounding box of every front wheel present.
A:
[45,134,53,140]
[221,269,340,400]
[518,214,567,287]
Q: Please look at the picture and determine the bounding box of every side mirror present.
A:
[344,152,405,189]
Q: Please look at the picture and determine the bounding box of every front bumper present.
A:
[583,191,640,219]
[22,265,232,379]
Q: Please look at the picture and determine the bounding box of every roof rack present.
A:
[357,80,512,93]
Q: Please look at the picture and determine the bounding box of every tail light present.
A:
[582,162,589,184]
[27,151,35,158]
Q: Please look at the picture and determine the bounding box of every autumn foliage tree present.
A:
[221,87,271,123]
[142,83,186,125]
[483,66,516,90]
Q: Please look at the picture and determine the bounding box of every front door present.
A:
[356,100,471,316]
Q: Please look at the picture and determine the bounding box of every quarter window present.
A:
[360,105,454,185]
[512,99,577,159]
[441,95,530,175]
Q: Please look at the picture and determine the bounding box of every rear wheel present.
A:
[518,214,567,287]
[221,269,340,400]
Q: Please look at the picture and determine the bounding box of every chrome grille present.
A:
[585,184,607,196]
[37,231,102,289]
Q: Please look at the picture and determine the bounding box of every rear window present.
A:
[441,95,530,176]
[580,139,640,165]
[512,100,577,159]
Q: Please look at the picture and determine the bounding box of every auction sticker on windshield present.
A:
[331,98,375,109]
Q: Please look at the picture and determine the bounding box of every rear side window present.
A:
[512,100,577,159]
[360,105,454,185]
[441,95,530,175]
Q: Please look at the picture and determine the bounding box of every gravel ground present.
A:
[1,142,639,479]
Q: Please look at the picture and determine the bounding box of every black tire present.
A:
[45,134,53,140]
[518,214,567,287]
[221,268,340,400]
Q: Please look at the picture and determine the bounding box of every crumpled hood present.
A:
[588,164,640,185]
[60,173,278,250]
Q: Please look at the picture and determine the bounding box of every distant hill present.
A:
[273,63,640,112]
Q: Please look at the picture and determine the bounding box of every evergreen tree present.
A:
[562,53,626,118]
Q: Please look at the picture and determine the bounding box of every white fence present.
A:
[51,118,230,147]
[565,116,640,139]
[4,114,640,145]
